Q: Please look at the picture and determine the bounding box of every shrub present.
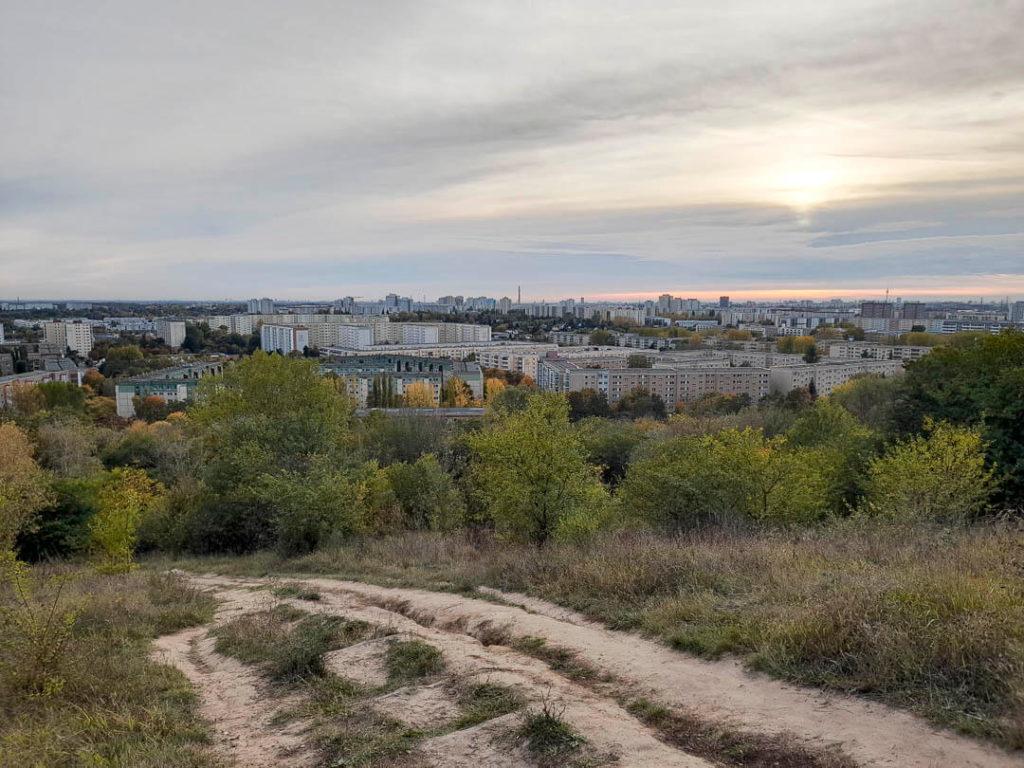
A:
[89,468,162,573]
[862,421,994,522]
[385,454,465,531]
[0,423,53,552]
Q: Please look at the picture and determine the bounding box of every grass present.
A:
[517,702,586,766]
[0,567,220,768]
[626,696,855,768]
[453,682,525,728]
[384,638,444,684]
[161,520,1024,748]
[212,607,370,681]
[271,582,322,601]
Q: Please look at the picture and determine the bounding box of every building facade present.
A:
[114,362,224,418]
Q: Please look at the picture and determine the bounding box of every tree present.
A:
[618,428,829,530]
[402,380,436,407]
[626,354,652,369]
[89,468,160,573]
[862,421,994,522]
[567,388,610,421]
[188,352,355,551]
[588,329,615,346]
[133,394,183,422]
[896,331,1024,503]
[100,345,145,377]
[468,392,608,545]
[484,377,507,402]
[441,376,474,407]
[829,374,901,435]
[35,418,102,478]
[574,417,644,485]
[615,388,667,420]
[777,336,816,354]
[0,424,53,552]
[368,374,399,407]
[386,454,465,531]
[802,344,819,363]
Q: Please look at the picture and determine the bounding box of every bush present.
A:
[89,469,162,573]
[862,421,994,522]
[386,454,465,531]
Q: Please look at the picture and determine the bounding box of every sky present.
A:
[1,0,1023,302]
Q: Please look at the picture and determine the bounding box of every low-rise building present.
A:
[114,362,224,418]
[537,356,769,405]
[769,359,904,396]
[321,355,483,407]
[0,367,85,407]
[828,342,932,362]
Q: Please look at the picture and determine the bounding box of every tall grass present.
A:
[0,569,219,767]
[168,520,1024,748]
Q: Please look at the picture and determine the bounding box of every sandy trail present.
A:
[186,573,1022,768]
[200,579,713,767]
[152,626,315,768]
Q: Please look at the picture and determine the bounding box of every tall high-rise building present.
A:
[43,321,93,356]
[247,297,276,314]
[260,324,310,354]
[1011,301,1024,324]
[719,296,730,309]
[860,301,894,319]
[153,319,186,349]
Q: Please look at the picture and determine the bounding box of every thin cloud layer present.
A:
[1,0,1022,300]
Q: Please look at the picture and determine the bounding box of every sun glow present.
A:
[763,160,848,211]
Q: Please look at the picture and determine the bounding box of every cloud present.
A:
[0,0,1022,299]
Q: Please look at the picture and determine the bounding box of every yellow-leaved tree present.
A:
[0,422,52,552]
[403,380,436,407]
[90,468,162,573]
[484,377,507,402]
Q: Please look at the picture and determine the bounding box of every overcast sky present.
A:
[2,1,1022,302]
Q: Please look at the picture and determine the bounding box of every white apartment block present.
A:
[261,324,310,354]
[153,319,186,348]
[828,342,932,362]
[537,357,769,405]
[769,359,904,396]
[207,314,254,335]
[43,321,94,356]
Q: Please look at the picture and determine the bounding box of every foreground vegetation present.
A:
[0,569,218,767]
[168,523,1024,748]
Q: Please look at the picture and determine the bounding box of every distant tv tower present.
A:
[517,285,521,304]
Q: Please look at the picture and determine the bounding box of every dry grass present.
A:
[0,568,220,767]
[160,519,1024,748]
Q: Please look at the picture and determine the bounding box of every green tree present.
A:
[615,388,667,420]
[386,454,465,531]
[588,329,615,346]
[89,468,160,573]
[468,392,608,545]
[862,421,994,522]
[626,353,652,368]
[188,352,355,552]
[574,417,644,485]
[897,331,1024,503]
[36,382,87,413]
[567,388,611,421]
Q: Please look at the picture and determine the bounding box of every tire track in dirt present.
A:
[190,573,1020,768]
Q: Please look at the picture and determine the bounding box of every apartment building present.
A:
[828,342,932,362]
[207,314,254,335]
[153,319,186,349]
[537,357,769,405]
[247,297,276,314]
[43,321,94,356]
[769,359,904,396]
[260,324,310,354]
[0,367,85,407]
[114,362,225,418]
[321,355,483,407]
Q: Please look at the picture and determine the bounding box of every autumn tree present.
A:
[441,376,474,407]
[402,380,436,407]
[0,424,53,552]
[484,377,507,402]
[468,392,608,545]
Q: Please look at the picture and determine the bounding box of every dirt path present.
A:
[152,626,315,768]
[184,573,1021,768]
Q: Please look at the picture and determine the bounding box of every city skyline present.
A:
[2,2,1023,300]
